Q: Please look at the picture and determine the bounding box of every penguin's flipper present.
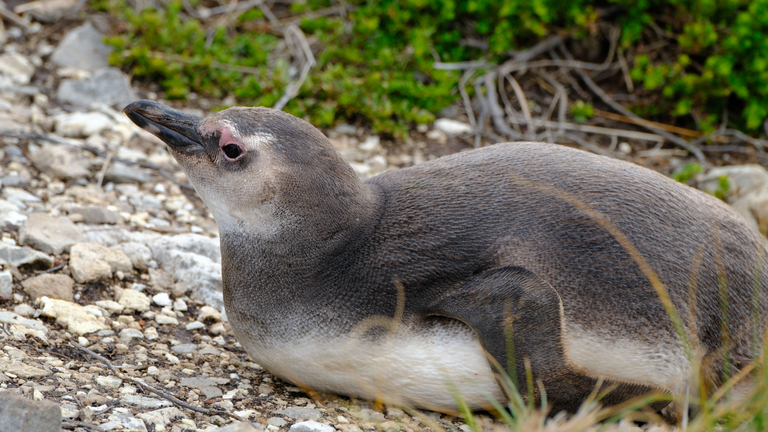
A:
[427,266,665,413]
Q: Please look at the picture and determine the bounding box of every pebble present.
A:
[112,242,153,267]
[19,213,85,255]
[94,300,124,315]
[69,242,132,283]
[155,313,179,325]
[144,326,159,340]
[95,375,123,389]
[101,407,148,432]
[0,310,47,332]
[104,162,153,184]
[290,421,337,432]
[30,143,92,180]
[171,343,197,354]
[21,273,75,301]
[186,321,205,330]
[0,51,35,85]
[181,377,224,399]
[216,422,264,432]
[50,22,111,71]
[152,292,172,307]
[136,407,186,430]
[273,407,323,420]
[198,305,222,323]
[0,242,53,268]
[39,296,108,335]
[57,67,135,110]
[3,187,42,209]
[268,417,289,428]
[0,269,12,300]
[0,358,49,378]
[120,394,173,409]
[433,118,473,135]
[119,328,144,344]
[13,303,36,317]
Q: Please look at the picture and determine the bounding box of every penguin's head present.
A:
[123,100,366,236]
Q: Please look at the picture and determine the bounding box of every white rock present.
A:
[0,242,53,268]
[95,375,123,389]
[94,300,124,315]
[0,199,26,225]
[118,289,150,312]
[185,321,205,331]
[197,306,222,323]
[12,304,36,317]
[112,242,153,267]
[155,314,179,325]
[173,298,188,312]
[0,269,12,300]
[136,407,186,430]
[119,328,144,344]
[3,187,41,209]
[434,118,473,135]
[152,292,172,307]
[39,297,107,335]
[290,421,336,432]
[103,407,148,432]
[144,326,159,340]
[54,111,114,137]
[359,136,381,152]
[0,311,46,332]
[0,52,35,85]
[121,395,173,409]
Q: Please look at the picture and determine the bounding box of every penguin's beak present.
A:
[123,100,203,151]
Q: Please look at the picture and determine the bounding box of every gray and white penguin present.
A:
[124,100,768,415]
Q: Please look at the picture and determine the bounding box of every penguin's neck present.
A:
[218,179,384,326]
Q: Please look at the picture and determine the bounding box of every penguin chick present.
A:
[124,100,768,415]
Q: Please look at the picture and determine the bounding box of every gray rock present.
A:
[136,407,186,430]
[0,175,28,188]
[30,143,91,181]
[273,407,323,420]
[180,377,223,399]
[268,417,288,427]
[19,213,85,255]
[170,343,197,354]
[104,162,152,184]
[102,407,148,432]
[3,187,41,209]
[0,269,11,300]
[215,422,264,432]
[290,421,336,432]
[433,118,473,135]
[95,375,122,389]
[112,242,153,267]
[0,199,27,225]
[57,67,135,109]
[119,328,144,345]
[21,273,75,301]
[0,52,35,85]
[0,243,53,268]
[120,395,172,409]
[49,22,111,71]
[0,392,61,432]
[70,206,120,224]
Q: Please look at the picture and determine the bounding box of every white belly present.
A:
[240,320,505,412]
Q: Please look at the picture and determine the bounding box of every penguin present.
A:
[123,100,768,415]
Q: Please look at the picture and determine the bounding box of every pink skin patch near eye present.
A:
[219,127,245,160]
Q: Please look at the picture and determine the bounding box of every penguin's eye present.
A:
[222,143,243,160]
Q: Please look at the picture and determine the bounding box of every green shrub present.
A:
[97,0,768,138]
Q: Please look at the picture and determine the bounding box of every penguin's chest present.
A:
[237,318,504,411]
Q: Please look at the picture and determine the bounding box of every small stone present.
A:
[210,322,226,335]
[136,407,186,430]
[155,314,179,325]
[152,292,172,307]
[95,375,123,389]
[171,343,197,354]
[217,422,263,432]
[143,326,159,340]
[0,269,11,300]
[186,321,205,330]
[198,306,222,323]
[120,395,173,409]
[54,112,114,138]
[30,143,91,180]
[290,421,336,432]
[173,298,188,311]
[112,242,153,267]
[0,199,27,226]
[0,242,53,268]
[119,328,144,345]
[0,358,48,378]
[69,242,132,283]
[180,377,223,399]
[13,304,36,317]
[268,417,288,428]
[20,0,83,23]
[94,300,124,315]
[433,118,473,135]
[49,22,111,71]
[118,288,151,312]
[21,274,74,301]
[103,407,148,432]
[19,213,85,255]
[0,311,47,332]
[70,206,121,224]
[0,52,35,85]
[39,297,108,335]
[104,162,152,184]
[273,407,323,420]
[57,67,135,110]
[0,391,61,432]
